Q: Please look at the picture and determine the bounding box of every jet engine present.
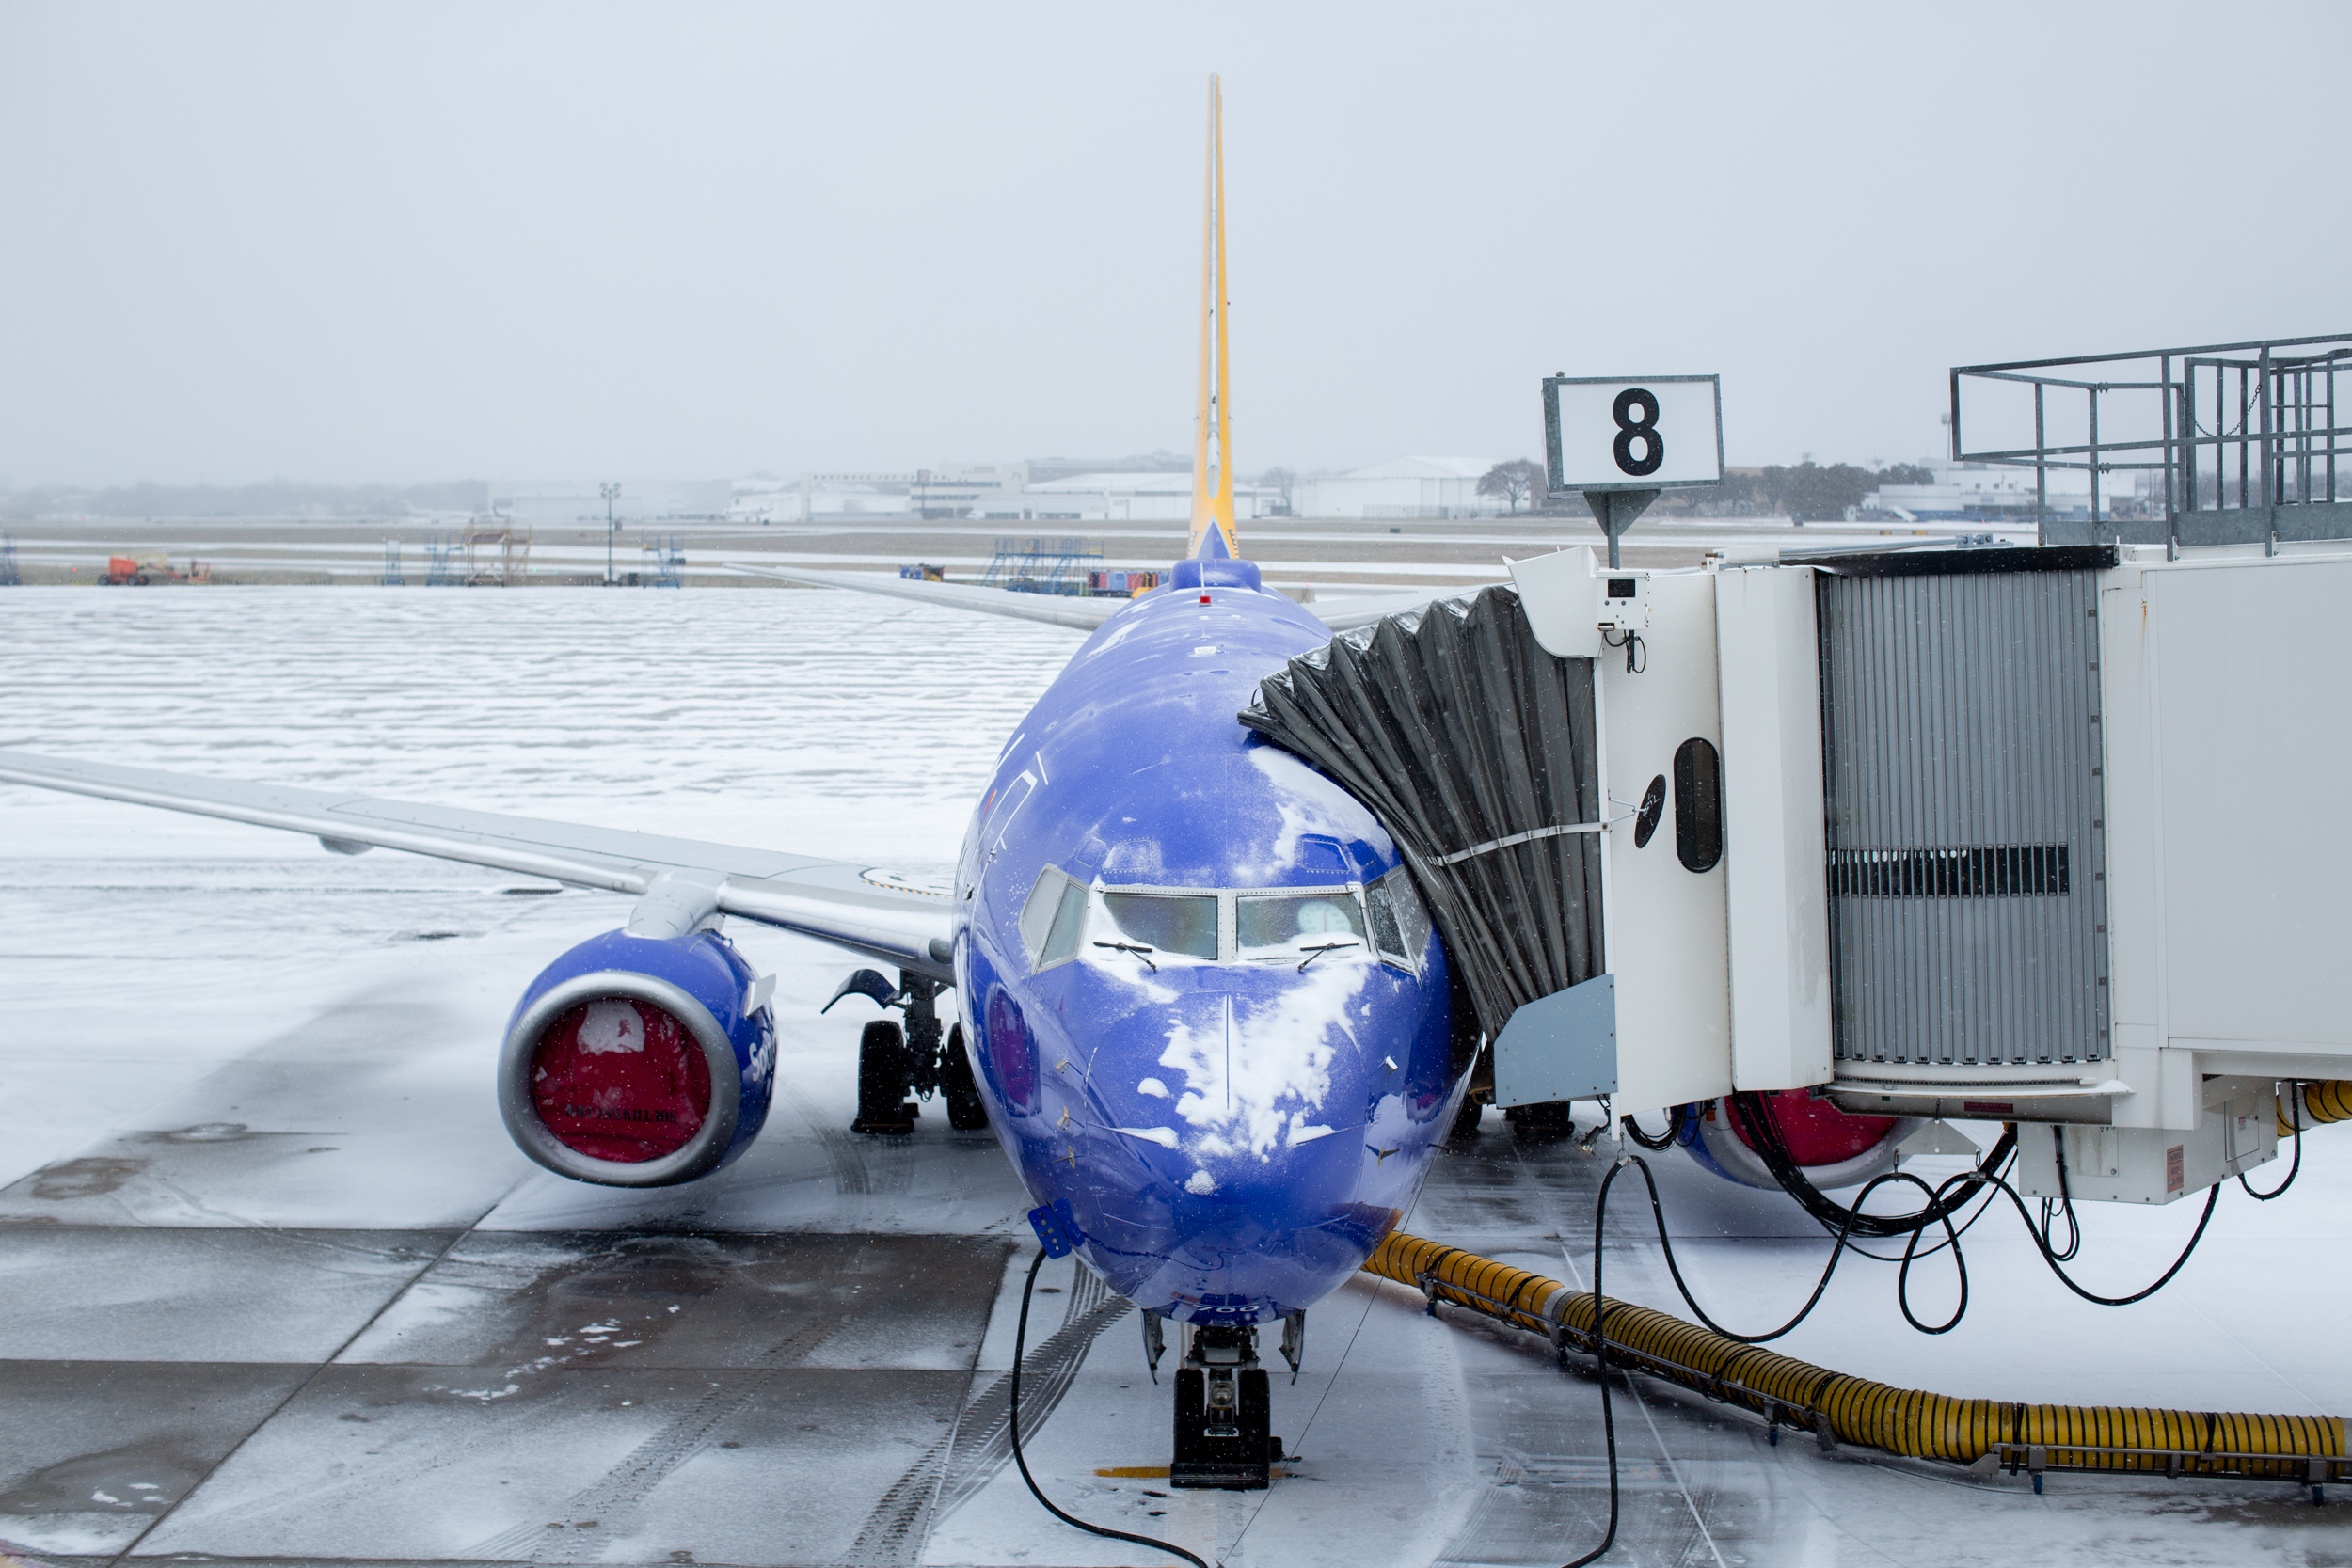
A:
[1682,1091,1921,1193]
[497,927,776,1186]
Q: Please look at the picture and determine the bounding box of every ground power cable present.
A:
[1629,1099,2229,1341]
[2037,1124,2085,1260]
[1008,1249,1211,1568]
[1724,1090,2018,1241]
[1936,1164,2223,1311]
[1624,1103,2010,1269]
[2242,1081,2304,1199]
[1552,1156,1634,1568]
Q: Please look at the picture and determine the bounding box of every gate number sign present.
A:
[1543,374,1724,496]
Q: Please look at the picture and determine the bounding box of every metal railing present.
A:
[978,534,1105,596]
[1950,331,2352,552]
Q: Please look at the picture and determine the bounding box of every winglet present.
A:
[1186,74,1238,562]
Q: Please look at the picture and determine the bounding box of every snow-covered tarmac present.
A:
[2,587,2345,1567]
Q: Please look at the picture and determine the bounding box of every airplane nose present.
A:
[1052,967,1429,1323]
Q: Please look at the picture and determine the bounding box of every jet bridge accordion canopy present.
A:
[1240,586,1603,1044]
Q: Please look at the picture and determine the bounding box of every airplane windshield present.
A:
[1236,893,1367,958]
[1101,892,1217,959]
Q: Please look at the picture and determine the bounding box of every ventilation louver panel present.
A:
[1817,564,2110,1066]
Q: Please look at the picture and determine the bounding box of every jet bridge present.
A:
[1246,534,2352,1205]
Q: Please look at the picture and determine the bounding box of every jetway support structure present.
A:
[1250,527,2352,1207]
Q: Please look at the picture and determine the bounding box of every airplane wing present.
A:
[0,750,954,980]
[723,562,1124,630]
[725,562,1478,636]
[1306,586,1482,633]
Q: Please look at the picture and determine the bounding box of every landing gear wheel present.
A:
[942,1022,990,1131]
[1170,1325,1272,1490]
[852,1020,913,1135]
[1171,1364,1272,1490]
[1505,1100,1575,1138]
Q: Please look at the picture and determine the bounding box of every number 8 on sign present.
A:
[1542,374,1720,496]
[1612,388,1663,477]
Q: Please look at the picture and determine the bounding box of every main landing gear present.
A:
[1147,1311,1304,1490]
[825,969,989,1135]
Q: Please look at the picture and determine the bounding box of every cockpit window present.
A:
[1100,892,1217,959]
[1364,866,1432,973]
[1020,866,1088,970]
[1236,893,1367,959]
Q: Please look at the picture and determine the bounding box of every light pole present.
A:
[600,483,622,585]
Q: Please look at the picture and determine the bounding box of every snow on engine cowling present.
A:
[497,927,776,1186]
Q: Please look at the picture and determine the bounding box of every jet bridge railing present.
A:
[1949,330,2352,553]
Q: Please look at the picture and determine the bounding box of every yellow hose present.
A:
[2281,1081,2352,1135]
[1361,1230,2344,1482]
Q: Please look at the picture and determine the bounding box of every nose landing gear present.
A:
[1169,1323,1283,1489]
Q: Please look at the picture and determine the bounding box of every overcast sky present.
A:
[2,2,2344,488]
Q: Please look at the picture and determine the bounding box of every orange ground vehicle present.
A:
[101,553,210,585]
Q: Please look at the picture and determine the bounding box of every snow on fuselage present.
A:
[952,562,1469,1326]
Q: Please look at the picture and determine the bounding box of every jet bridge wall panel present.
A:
[1818,567,2108,1067]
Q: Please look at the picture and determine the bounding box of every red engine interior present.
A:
[529,996,710,1162]
[1724,1088,1898,1167]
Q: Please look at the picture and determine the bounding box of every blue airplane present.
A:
[0,77,1888,1490]
[0,83,1919,1495]
[0,77,1477,1490]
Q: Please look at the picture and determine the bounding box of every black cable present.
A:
[1884,1168,1969,1334]
[2242,1082,2303,1200]
[1868,1161,2223,1319]
[1619,1104,1685,1151]
[1598,627,1646,674]
[1009,1250,1209,1568]
[1982,1166,2223,1308]
[1619,1150,1862,1343]
[1640,1102,2218,1337]
[1556,1158,1633,1568]
[1725,1091,2016,1242]
[2040,1126,2082,1261]
[1841,1148,2012,1263]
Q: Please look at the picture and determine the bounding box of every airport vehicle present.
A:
[100,552,209,585]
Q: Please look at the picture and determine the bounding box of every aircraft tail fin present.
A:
[1185,75,1238,562]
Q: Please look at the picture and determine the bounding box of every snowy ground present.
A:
[1,587,2345,1568]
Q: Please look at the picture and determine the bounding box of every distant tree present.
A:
[1257,467,1296,515]
[1754,460,1926,521]
[1477,458,1544,515]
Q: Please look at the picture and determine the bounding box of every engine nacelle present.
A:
[1683,1092,1921,1193]
[498,927,775,1187]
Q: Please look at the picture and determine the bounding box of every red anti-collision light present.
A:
[1199,593,1212,604]
[530,996,710,1162]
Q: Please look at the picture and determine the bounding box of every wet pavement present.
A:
[5,589,2349,1567]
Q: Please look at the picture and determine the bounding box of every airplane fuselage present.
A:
[952,559,1472,1326]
